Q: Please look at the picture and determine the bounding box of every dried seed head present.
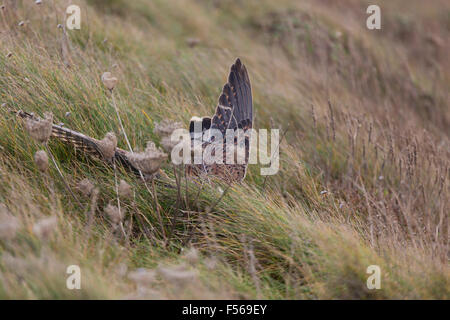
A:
[127,141,167,175]
[183,247,199,265]
[204,257,217,270]
[160,135,178,153]
[153,120,182,137]
[104,204,123,225]
[24,112,53,143]
[0,204,20,240]
[97,132,117,161]
[33,216,57,240]
[118,179,132,199]
[157,264,197,285]
[128,268,156,286]
[1,253,28,275]
[116,263,128,277]
[34,150,48,172]
[101,72,118,91]
[77,178,94,197]
[185,37,201,48]
[6,52,12,58]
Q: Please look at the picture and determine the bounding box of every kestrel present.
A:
[13,58,253,183]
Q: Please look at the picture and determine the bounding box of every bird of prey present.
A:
[186,58,253,182]
[12,58,253,183]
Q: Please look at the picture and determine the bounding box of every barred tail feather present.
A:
[13,109,140,175]
[51,125,102,158]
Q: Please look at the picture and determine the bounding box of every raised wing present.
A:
[211,58,253,134]
[195,58,253,182]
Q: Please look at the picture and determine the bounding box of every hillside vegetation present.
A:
[0,0,448,299]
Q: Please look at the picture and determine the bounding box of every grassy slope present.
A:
[0,0,448,299]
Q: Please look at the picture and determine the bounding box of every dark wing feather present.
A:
[211,58,253,134]
[193,58,253,182]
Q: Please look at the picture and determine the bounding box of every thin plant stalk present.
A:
[110,90,157,195]
[184,165,190,208]
[45,143,84,209]
[182,177,205,246]
[169,164,182,240]
[152,178,167,244]
[84,187,99,240]
[262,123,290,191]
[184,178,230,247]
[132,199,155,244]
[208,182,231,214]
[109,88,166,243]
[111,92,133,152]
[113,160,127,238]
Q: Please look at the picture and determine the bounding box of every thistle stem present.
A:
[45,143,84,209]
[111,91,133,152]
[169,163,182,240]
[109,89,166,243]
[113,160,127,238]
[152,178,167,245]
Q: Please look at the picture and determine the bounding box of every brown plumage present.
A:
[187,58,253,182]
[13,109,140,174]
[11,58,253,183]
